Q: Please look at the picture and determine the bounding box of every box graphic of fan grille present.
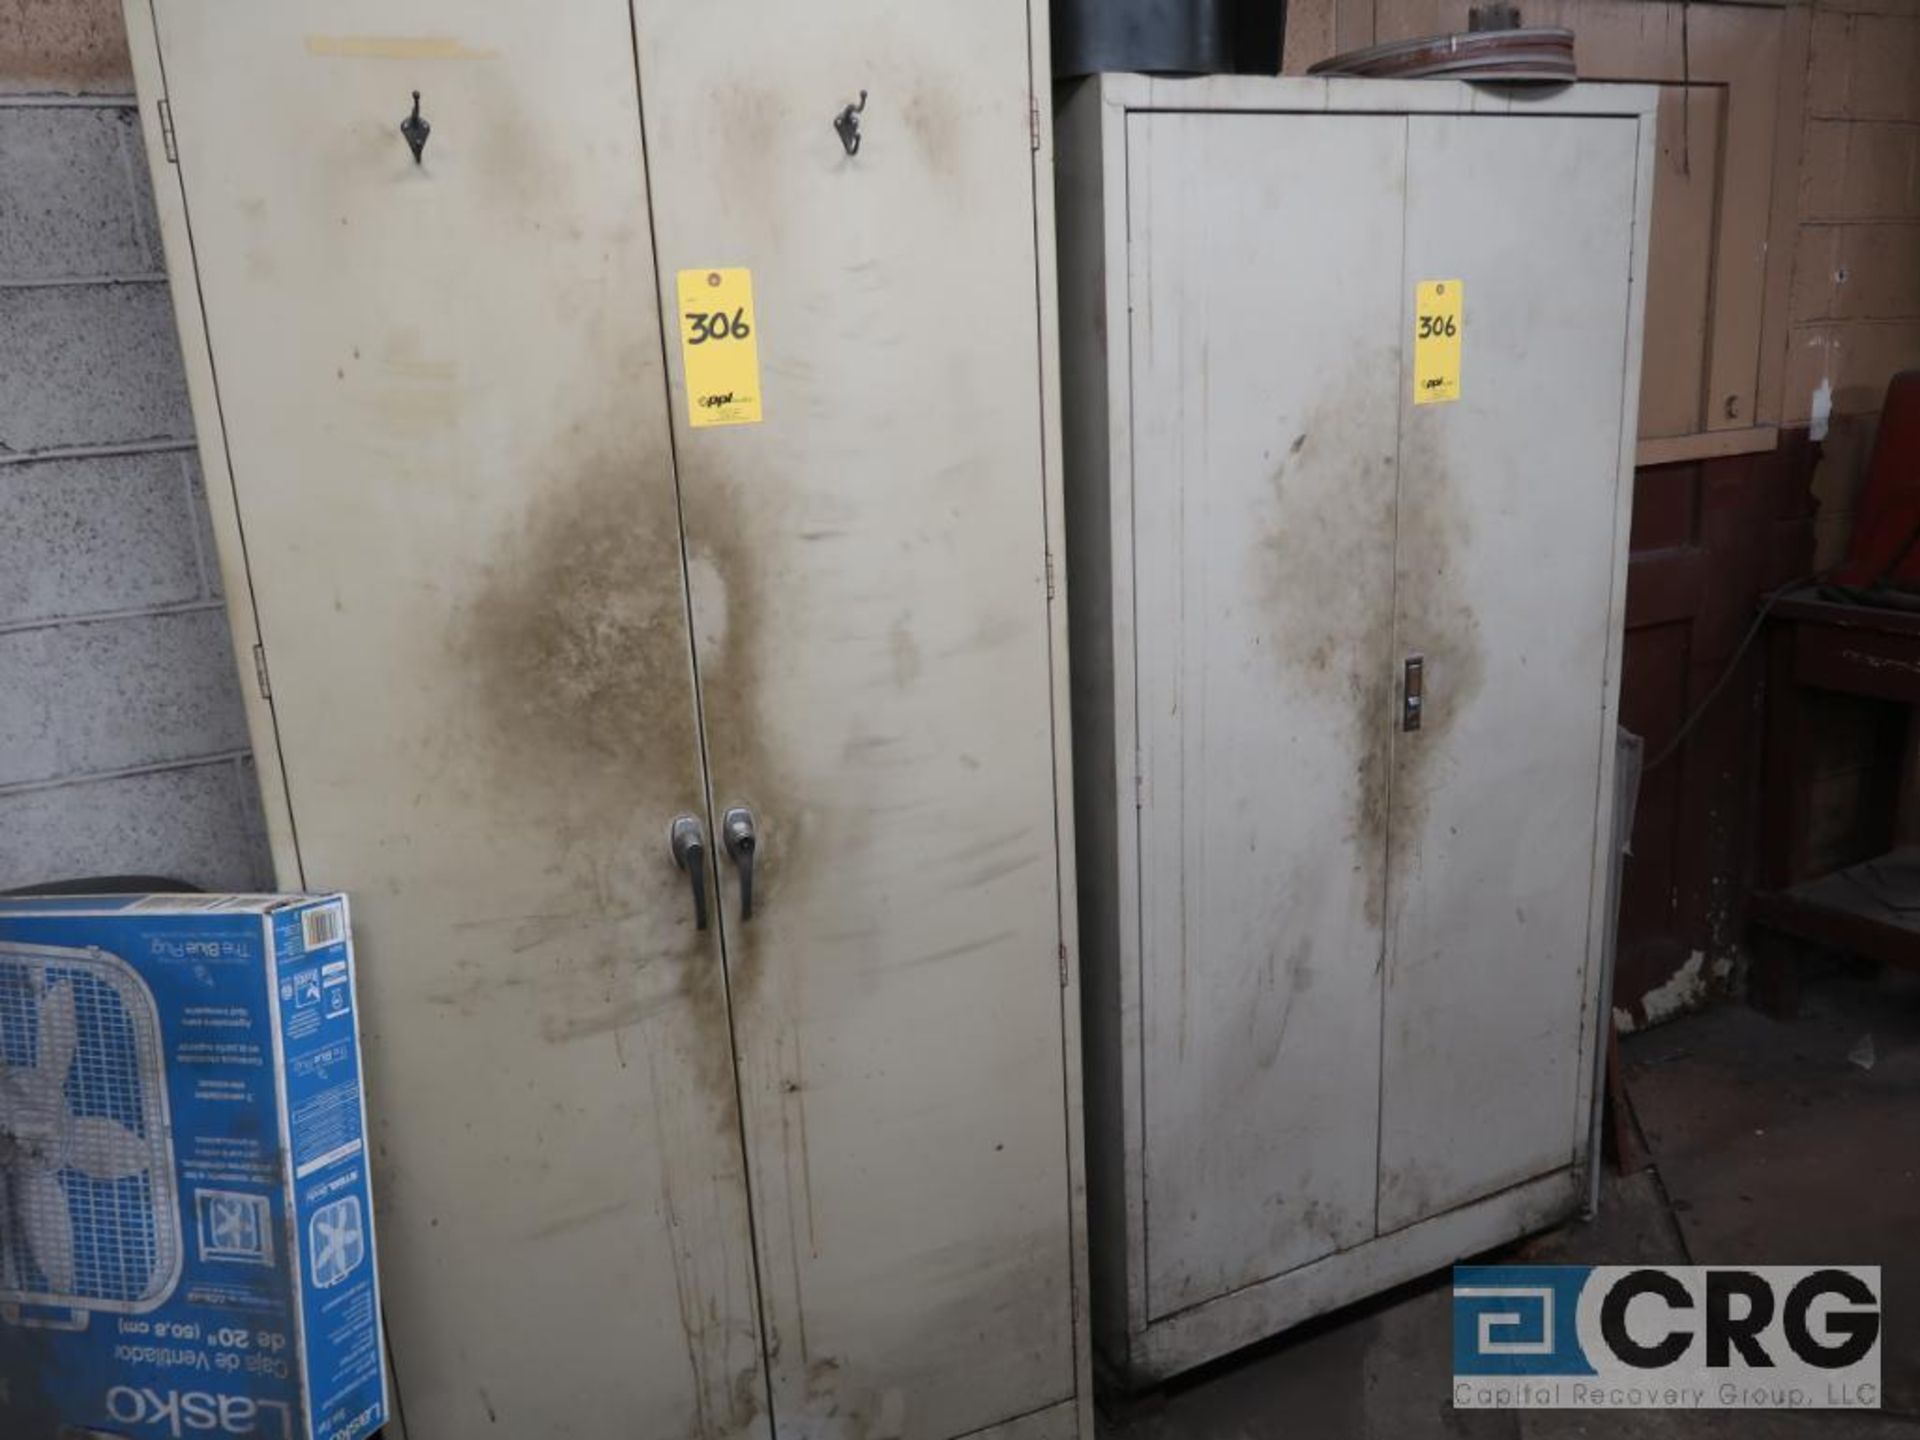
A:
[0,945,180,1316]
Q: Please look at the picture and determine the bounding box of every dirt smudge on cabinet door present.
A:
[677,452,906,1415]
[676,483,773,1026]
[640,1042,767,1440]
[901,82,964,183]
[887,613,922,688]
[1378,1160,1440,1231]
[1255,364,1488,932]
[1385,427,1487,913]
[451,449,752,1126]
[1252,935,1315,1072]
[457,453,699,797]
[1256,364,1400,926]
[676,461,833,1023]
[796,1356,908,1440]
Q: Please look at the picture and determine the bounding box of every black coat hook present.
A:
[401,91,430,164]
[833,90,868,157]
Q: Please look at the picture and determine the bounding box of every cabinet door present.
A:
[1126,111,1407,1314]
[148,7,766,1436]
[633,5,1080,1437]
[1379,115,1639,1232]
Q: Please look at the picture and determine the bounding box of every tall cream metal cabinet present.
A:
[1055,76,1656,1384]
[125,4,1090,1437]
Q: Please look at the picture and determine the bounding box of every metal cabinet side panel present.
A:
[1570,110,1658,1159]
[121,2,301,891]
[1052,77,1138,1374]
[1027,19,1098,1432]
[128,6,767,1436]
[632,4,1084,1434]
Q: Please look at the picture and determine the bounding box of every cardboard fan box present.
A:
[0,893,386,1440]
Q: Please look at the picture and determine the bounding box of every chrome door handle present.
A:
[670,815,709,931]
[1402,654,1425,732]
[722,806,757,921]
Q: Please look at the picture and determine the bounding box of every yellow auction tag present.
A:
[677,268,762,427]
[1413,279,1463,405]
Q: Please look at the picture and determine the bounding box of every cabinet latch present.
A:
[1402,655,1424,732]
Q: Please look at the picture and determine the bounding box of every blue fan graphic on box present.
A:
[311,1197,365,1288]
[210,1196,259,1252]
[0,945,180,1328]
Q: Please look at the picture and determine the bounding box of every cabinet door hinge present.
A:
[251,643,272,699]
[1058,941,1069,988]
[1029,96,1042,153]
[1045,549,1056,601]
[157,99,178,163]
[1134,753,1146,809]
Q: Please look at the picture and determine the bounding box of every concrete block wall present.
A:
[0,6,271,892]
[1786,0,1920,566]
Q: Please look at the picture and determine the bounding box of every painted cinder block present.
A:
[0,0,133,96]
[1798,120,1853,222]
[186,452,225,600]
[1839,123,1920,220]
[1846,14,1920,121]
[0,609,250,788]
[0,760,272,893]
[1807,11,1856,118]
[1809,12,1920,122]
[1790,225,1841,323]
[0,104,157,281]
[1831,222,1920,319]
[0,451,206,626]
[0,24,270,902]
[0,284,192,451]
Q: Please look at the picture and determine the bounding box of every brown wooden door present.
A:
[1616,439,1814,1024]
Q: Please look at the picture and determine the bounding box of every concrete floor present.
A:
[1099,962,1920,1439]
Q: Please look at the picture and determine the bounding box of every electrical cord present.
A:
[1642,573,1821,773]
[1643,542,1920,774]
[1642,408,1920,773]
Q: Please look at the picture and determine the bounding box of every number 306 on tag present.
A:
[677,267,764,428]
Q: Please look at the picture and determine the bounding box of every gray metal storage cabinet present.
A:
[124,3,1092,1436]
[1055,75,1657,1384]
